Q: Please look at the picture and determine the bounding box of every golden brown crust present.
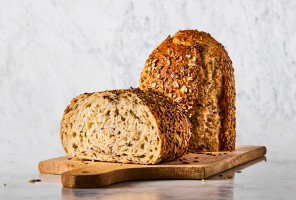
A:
[139,29,236,152]
[130,88,192,162]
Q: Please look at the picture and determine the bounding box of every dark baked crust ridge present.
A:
[139,29,236,152]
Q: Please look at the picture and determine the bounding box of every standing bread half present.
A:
[139,30,236,152]
[60,88,191,164]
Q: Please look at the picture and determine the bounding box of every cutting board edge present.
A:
[39,156,81,175]
[61,165,206,188]
[203,145,267,178]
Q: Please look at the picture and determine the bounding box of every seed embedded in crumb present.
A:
[72,143,78,149]
[227,175,232,178]
[236,170,242,173]
[114,108,119,116]
[105,110,110,116]
[72,132,76,137]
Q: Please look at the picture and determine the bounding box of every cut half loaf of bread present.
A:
[60,88,191,164]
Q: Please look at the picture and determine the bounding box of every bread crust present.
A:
[139,30,236,152]
[60,88,191,164]
[130,88,192,162]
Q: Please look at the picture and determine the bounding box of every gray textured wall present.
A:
[1,0,295,157]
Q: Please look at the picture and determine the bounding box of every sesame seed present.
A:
[173,81,179,89]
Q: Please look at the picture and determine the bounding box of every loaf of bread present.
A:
[139,30,236,152]
[60,88,191,164]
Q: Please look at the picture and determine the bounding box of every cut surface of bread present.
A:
[61,88,191,164]
[139,29,236,152]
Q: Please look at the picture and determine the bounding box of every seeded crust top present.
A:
[139,29,236,152]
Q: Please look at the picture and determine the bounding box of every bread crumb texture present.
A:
[61,88,191,164]
[139,29,236,152]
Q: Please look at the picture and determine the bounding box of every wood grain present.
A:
[38,145,266,188]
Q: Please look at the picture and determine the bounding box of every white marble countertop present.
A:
[1,153,295,200]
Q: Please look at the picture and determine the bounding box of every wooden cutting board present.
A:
[39,145,266,188]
